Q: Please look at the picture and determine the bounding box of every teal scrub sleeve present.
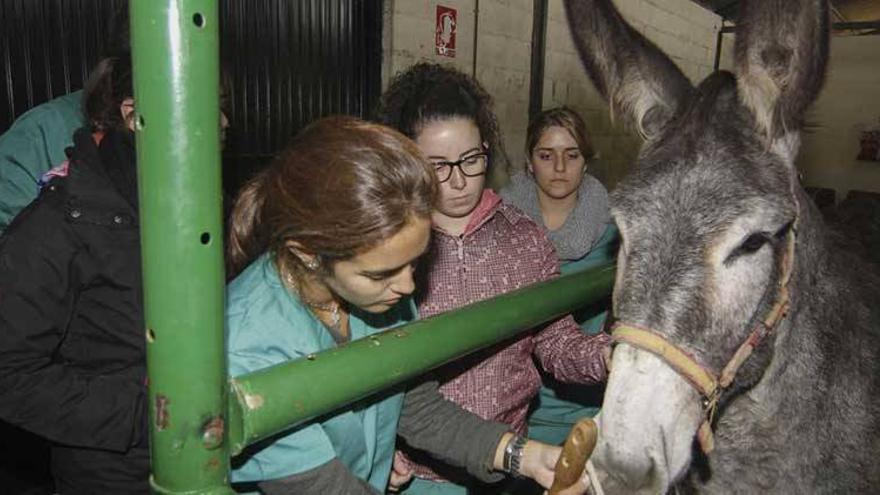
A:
[0,91,84,233]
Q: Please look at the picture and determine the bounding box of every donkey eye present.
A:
[741,233,769,253]
[725,232,770,265]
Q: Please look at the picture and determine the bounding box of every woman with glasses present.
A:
[501,107,619,446]
[375,63,611,495]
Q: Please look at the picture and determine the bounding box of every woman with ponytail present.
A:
[224,116,586,495]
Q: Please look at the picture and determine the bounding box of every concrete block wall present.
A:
[384,0,722,188]
[473,0,534,176]
[715,32,880,199]
[385,1,478,79]
[543,0,721,186]
[797,35,880,198]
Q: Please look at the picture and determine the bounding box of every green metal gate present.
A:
[131,2,614,493]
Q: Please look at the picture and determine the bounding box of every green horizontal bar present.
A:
[227,263,615,454]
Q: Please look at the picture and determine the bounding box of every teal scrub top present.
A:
[227,254,417,490]
[0,91,85,234]
[528,223,619,445]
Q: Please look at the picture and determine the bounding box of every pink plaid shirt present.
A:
[400,189,611,482]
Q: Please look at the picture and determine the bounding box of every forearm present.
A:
[399,381,573,491]
[259,458,379,495]
[535,317,611,384]
[398,379,508,483]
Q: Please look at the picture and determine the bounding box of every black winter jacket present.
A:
[0,128,150,494]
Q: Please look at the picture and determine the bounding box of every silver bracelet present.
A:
[503,434,528,478]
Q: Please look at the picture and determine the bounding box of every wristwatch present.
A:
[503,434,528,478]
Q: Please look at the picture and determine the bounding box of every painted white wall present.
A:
[384,0,722,187]
[717,32,880,199]
[386,0,478,77]
[798,35,880,199]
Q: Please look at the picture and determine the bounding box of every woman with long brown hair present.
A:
[502,106,618,445]
[224,116,586,494]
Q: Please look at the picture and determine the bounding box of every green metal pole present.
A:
[131,1,231,493]
[228,263,615,454]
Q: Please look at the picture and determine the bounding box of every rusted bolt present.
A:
[155,395,170,430]
[201,416,225,450]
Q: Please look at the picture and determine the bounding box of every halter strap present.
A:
[610,222,796,454]
[611,325,718,400]
[611,323,721,453]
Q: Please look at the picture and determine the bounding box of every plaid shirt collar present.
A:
[434,189,527,238]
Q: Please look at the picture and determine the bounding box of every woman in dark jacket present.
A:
[1,55,159,494]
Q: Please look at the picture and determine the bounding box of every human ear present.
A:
[284,240,320,271]
[120,98,136,131]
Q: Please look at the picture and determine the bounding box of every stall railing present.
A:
[131,2,615,493]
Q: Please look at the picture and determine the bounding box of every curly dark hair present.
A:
[374,63,510,182]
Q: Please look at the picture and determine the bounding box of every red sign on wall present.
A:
[435,6,457,57]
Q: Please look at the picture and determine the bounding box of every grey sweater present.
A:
[500,172,610,262]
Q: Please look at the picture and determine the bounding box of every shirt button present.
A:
[70,209,81,219]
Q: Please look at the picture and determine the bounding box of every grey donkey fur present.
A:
[564,0,880,493]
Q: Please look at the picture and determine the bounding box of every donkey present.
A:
[563,0,880,493]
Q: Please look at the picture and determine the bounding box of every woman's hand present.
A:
[520,440,590,495]
[387,450,413,493]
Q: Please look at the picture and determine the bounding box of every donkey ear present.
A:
[564,0,694,141]
[734,0,829,140]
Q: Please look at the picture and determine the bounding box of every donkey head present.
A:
[564,0,828,491]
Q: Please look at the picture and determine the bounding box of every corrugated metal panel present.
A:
[1,0,383,193]
[0,0,126,129]
[219,0,383,189]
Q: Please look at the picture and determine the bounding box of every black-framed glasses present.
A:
[432,152,489,183]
